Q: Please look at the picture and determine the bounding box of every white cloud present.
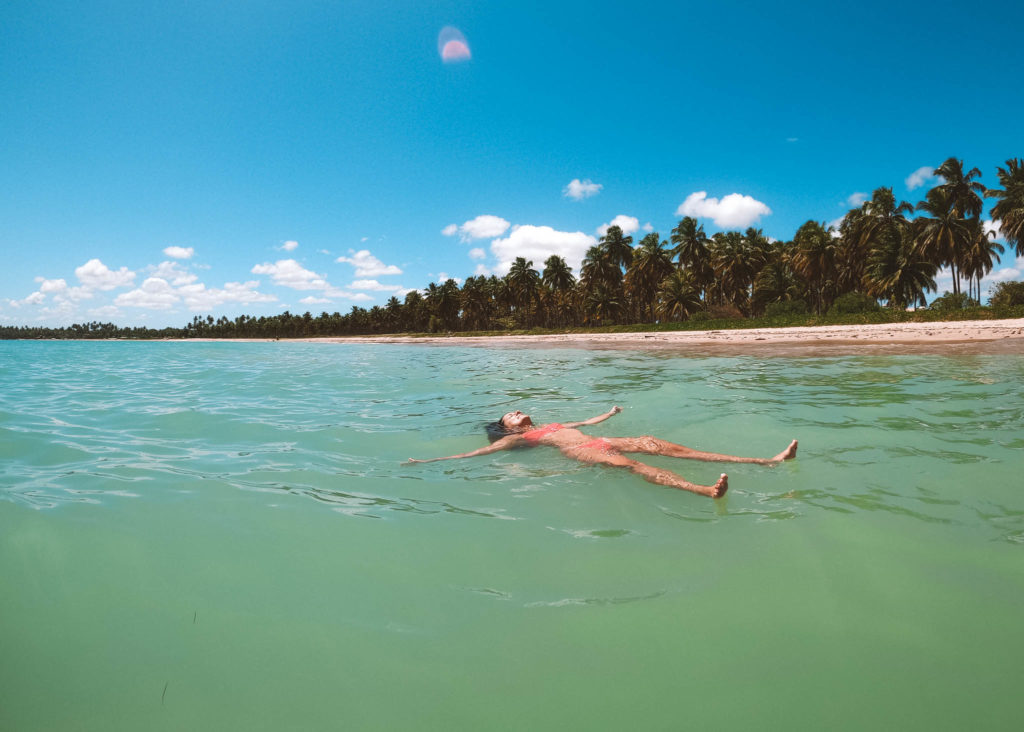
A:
[35,277,67,294]
[178,281,276,310]
[163,246,194,259]
[280,240,299,252]
[563,178,603,201]
[786,137,799,143]
[847,192,868,207]
[490,225,598,275]
[335,249,402,277]
[299,296,331,305]
[349,279,408,293]
[983,219,1004,241]
[596,215,640,238]
[88,305,120,318]
[444,215,511,242]
[114,277,180,310]
[149,261,198,286]
[24,291,45,305]
[473,263,492,276]
[350,293,374,302]
[75,259,136,290]
[433,272,462,285]
[675,191,772,229]
[906,166,943,190]
[468,247,486,260]
[251,259,329,290]
[642,222,654,232]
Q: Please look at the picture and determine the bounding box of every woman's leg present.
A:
[604,436,797,464]
[563,447,728,498]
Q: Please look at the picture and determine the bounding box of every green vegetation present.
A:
[3,157,1024,340]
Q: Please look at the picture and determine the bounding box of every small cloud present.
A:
[675,192,771,229]
[336,250,402,277]
[983,219,1004,241]
[642,222,654,232]
[148,261,198,286]
[596,215,640,238]
[846,192,868,207]
[114,277,180,310]
[299,296,331,305]
[251,259,330,290]
[468,247,486,260]
[906,165,942,190]
[438,26,471,63]
[178,281,276,310]
[280,240,299,252]
[349,279,408,293]
[563,178,603,201]
[360,237,369,243]
[75,258,136,291]
[786,137,799,143]
[35,277,68,294]
[163,246,194,259]
[473,263,492,276]
[490,224,597,275]
[446,215,511,242]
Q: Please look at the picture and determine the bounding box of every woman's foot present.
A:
[771,439,798,463]
[709,473,728,498]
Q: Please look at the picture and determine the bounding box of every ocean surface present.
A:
[1,340,1022,730]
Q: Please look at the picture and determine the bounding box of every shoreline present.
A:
[181,317,1024,355]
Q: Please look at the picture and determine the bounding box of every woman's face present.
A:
[501,411,532,429]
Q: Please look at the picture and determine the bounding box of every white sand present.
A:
[300,318,1024,354]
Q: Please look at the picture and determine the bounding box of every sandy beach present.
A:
[295,318,1024,356]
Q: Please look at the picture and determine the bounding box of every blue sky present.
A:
[3,0,1023,327]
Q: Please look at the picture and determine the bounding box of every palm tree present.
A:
[580,244,621,293]
[960,218,1004,303]
[542,255,576,327]
[506,257,541,326]
[460,276,492,330]
[752,240,805,314]
[585,283,625,325]
[657,269,702,321]
[934,157,986,219]
[986,158,1024,256]
[790,221,837,314]
[625,233,675,321]
[865,228,938,310]
[914,185,969,295]
[600,225,634,271]
[670,217,707,265]
[707,231,757,315]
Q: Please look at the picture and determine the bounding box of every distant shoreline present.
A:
[172,318,1024,355]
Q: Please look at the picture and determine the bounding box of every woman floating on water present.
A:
[408,406,797,498]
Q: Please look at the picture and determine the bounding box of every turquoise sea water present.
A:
[1,340,1022,730]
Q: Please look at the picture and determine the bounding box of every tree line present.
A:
[3,157,1023,340]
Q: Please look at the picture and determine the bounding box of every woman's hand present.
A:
[609,405,622,415]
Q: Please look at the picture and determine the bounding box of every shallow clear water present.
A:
[1,341,1022,730]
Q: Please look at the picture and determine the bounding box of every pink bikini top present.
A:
[521,423,564,443]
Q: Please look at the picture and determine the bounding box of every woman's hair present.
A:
[485,418,513,443]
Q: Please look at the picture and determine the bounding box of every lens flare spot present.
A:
[438,26,471,63]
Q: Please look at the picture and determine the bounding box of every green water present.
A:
[1,341,1022,730]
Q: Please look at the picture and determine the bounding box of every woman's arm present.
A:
[562,405,622,429]
[407,435,523,463]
